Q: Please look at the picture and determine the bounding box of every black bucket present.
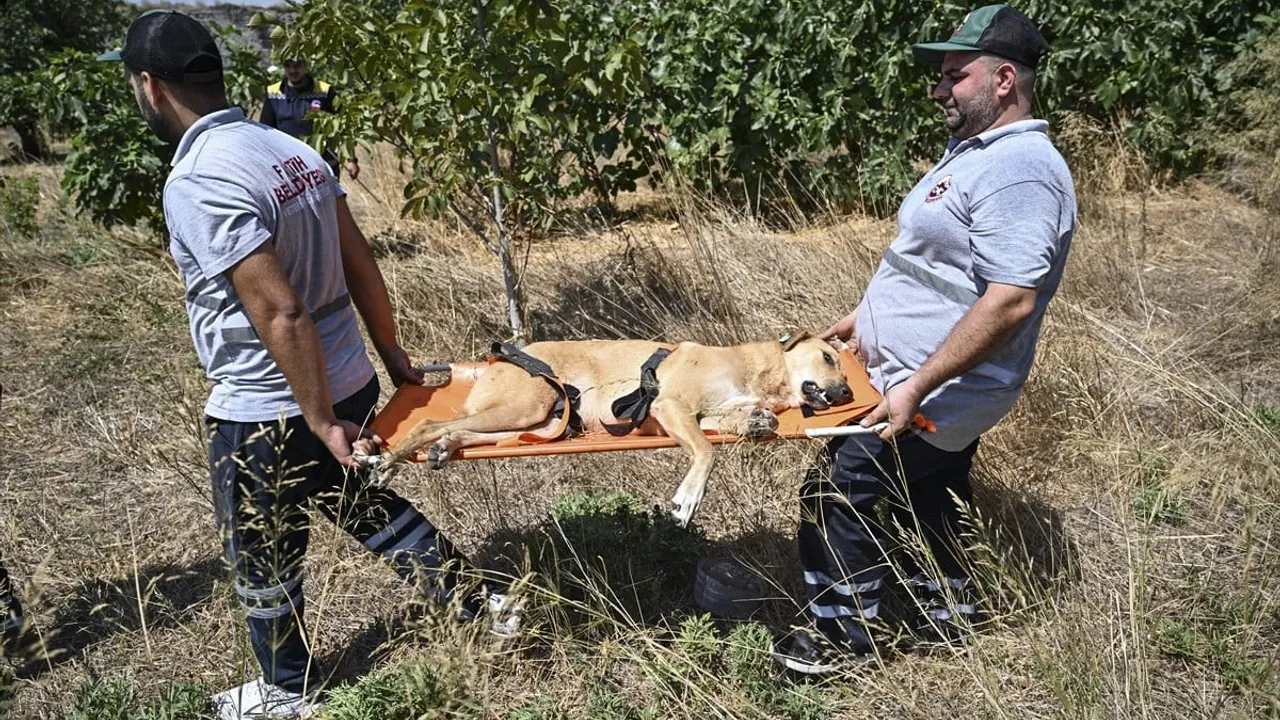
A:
[692,558,763,619]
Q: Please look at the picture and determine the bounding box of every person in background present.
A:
[260,57,359,181]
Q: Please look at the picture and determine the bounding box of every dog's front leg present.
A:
[651,397,716,528]
[712,406,779,439]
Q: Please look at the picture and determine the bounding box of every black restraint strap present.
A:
[602,348,672,437]
[489,342,584,437]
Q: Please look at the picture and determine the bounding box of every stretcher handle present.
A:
[804,423,890,438]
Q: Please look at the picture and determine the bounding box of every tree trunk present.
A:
[475,0,526,345]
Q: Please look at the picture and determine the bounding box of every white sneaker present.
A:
[211,677,320,720]
[486,592,525,639]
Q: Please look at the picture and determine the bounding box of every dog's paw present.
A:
[368,457,401,489]
[745,408,779,439]
[427,440,453,470]
[670,493,697,528]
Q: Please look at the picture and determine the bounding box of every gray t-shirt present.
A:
[163,107,375,422]
[855,119,1076,451]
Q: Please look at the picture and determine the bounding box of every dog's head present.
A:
[780,333,854,410]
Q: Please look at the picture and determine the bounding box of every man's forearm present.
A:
[337,199,399,354]
[901,285,1036,400]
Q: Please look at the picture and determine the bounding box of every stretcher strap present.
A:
[602,347,672,437]
[488,342,583,443]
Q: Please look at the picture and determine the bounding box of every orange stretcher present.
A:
[370,349,890,462]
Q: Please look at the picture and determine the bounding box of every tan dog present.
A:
[373,334,854,526]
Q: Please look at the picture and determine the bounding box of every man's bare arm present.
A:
[335,196,422,386]
[905,282,1036,398]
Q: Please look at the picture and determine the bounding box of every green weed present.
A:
[536,491,709,624]
[0,176,39,238]
[64,673,209,720]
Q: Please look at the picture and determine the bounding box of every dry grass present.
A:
[0,132,1278,718]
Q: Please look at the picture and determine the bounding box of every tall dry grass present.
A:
[0,122,1277,718]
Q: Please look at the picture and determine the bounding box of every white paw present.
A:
[670,492,697,528]
[427,438,453,470]
[362,455,400,489]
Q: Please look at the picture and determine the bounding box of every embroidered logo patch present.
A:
[310,99,323,111]
[925,175,952,203]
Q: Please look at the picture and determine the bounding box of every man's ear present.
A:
[779,331,812,352]
[139,70,166,108]
[993,61,1017,100]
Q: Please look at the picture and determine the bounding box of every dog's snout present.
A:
[828,384,853,405]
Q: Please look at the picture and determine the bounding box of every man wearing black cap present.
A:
[774,4,1076,674]
[99,10,520,718]
[260,58,359,181]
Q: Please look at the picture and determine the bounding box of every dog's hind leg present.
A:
[424,402,558,468]
[427,417,562,467]
[378,365,558,472]
[650,397,716,528]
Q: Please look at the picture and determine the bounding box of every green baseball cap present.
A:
[912,4,1048,69]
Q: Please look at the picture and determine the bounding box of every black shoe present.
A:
[770,630,871,676]
[1,612,26,655]
[908,603,974,653]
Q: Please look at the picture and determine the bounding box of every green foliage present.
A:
[1154,584,1279,694]
[274,0,1280,217]
[510,688,658,720]
[0,0,127,156]
[64,673,209,720]
[675,613,720,669]
[37,51,171,230]
[1255,405,1280,434]
[139,684,211,720]
[0,176,40,238]
[723,622,828,720]
[209,23,273,118]
[320,663,475,719]
[1207,18,1280,209]
[0,665,16,718]
[266,0,648,229]
[29,36,268,231]
[590,0,952,212]
[1021,1,1276,175]
[537,491,708,623]
[1128,448,1189,527]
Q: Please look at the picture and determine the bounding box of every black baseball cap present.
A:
[97,9,223,83]
[912,4,1048,69]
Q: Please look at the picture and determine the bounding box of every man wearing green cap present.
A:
[100,10,522,718]
[775,5,1076,674]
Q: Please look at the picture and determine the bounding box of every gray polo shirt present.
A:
[164,107,375,422]
[855,119,1076,451]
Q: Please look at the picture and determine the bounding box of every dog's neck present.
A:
[738,340,795,406]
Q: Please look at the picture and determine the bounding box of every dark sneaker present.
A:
[770,630,872,676]
[906,574,980,652]
[907,602,976,653]
[1,610,25,654]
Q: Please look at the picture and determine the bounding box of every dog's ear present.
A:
[779,332,812,352]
